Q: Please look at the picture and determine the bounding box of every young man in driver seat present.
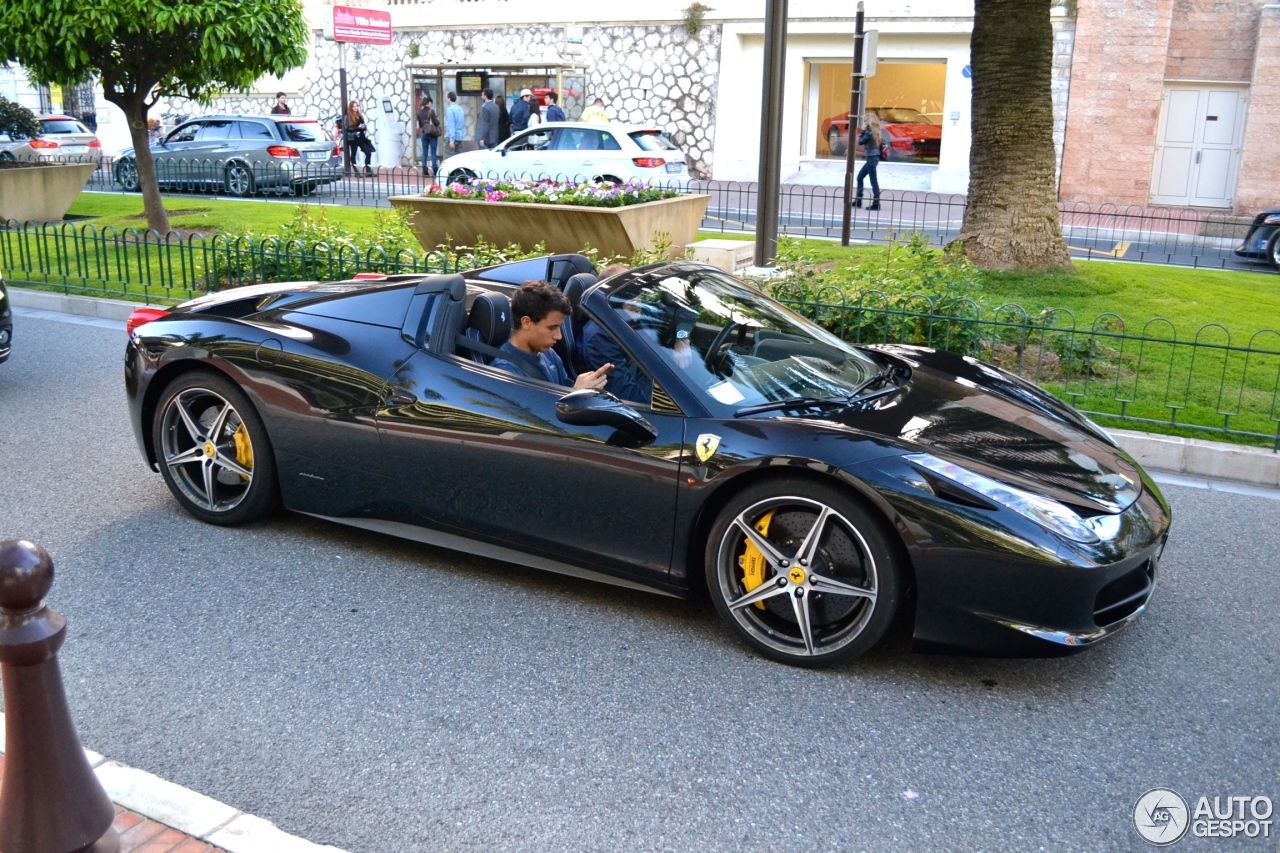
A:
[494,281,613,391]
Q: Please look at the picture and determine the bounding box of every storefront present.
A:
[404,60,587,159]
[809,60,946,162]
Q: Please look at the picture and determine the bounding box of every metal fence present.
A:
[46,154,1273,274]
[769,282,1280,449]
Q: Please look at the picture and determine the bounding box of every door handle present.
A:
[1195,151,1201,164]
[385,388,418,407]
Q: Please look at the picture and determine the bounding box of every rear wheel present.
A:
[1268,232,1280,271]
[593,174,623,185]
[225,162,255,197]
[0,151,16,162]
[116,158,140,191]
[705,479,900,667]
[152,372,279,526]
[445,168,477,185]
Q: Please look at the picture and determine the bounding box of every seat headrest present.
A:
[465,292,512,349]
[563,273,595,310]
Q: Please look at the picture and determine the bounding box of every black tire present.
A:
[0,150,16,162]
[224,162,256,198]
[152,371,279,526]
[594,174,623,185]
[827,126,845,157]
[116,158,140,192]
[1268,232,1280,271]
[705,478,900,667]
[446,169,477,185]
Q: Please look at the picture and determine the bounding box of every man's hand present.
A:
[574,363,613,391]
[673,339,693,369]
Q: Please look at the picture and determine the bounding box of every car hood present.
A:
[835,346,1144,514]
[887,123,941,139]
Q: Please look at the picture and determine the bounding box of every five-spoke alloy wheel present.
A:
[707,480,900,667]
[116,158,140,192]
[225,162,255,198]
[153,372,278,525]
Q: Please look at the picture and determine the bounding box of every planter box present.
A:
[388,192,711,259]
[0,163,98,224]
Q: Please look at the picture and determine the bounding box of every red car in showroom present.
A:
[822,107,942,162]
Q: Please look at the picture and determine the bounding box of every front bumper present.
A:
[850,455,1172,656]
[1234,224,1277,259]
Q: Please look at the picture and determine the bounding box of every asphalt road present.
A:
[1,311,1277,852]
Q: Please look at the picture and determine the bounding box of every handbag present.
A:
[879,140,891,160]
[426,111,442,138]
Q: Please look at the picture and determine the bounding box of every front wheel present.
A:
[445,168,477,186]
[827,126,845,157]
[225,162,255,197]
[705,479,900,667]
[152,371,279,526]
[1268,232,1280,271]
[116,158,140,191]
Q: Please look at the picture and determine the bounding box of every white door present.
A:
[1150,85,1247,208]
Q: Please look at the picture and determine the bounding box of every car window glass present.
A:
[629,131,676,151]
[554,129,618,152]
[39,119,87,135]
[580,320,657,407]
[277,121,324,142]
[197,120,237,141]
[237,121,275,140]
[166,123,201,144]
[506,129,554,152]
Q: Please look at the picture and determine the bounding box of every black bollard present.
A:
[0,540,118,853]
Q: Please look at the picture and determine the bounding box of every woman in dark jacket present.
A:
[496,95,512,145]
[339,100,376,177]
[854,112,883,211]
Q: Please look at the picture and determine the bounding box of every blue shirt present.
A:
[494,340,572,386]
[582,320,653,405]
[445,102,465,141]
[509,98,531,133]
[545,104,566,123]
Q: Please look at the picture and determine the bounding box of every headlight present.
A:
[906,453,1099,543]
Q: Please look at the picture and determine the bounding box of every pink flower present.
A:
[485,191,508,201]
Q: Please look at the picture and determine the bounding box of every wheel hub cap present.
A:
[203,442,216,458]
[788,566,807,585]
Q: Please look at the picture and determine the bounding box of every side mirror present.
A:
[556,389,657,446]
[499,147,507,156]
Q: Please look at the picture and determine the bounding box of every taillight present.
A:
[89,139,101,148]
[127,307,169,336]
[332,145,340,156]
[29,139,58,149]
[632,157,665,168]
[352,273,388,280]
[266,145,300,158]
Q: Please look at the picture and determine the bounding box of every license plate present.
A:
[64,145,88,153]
[306,151,329,161]
[665,163,684,173]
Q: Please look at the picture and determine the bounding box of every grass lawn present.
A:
[65,192,391,236]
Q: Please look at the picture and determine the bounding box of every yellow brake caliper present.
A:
[738,510,775,610]
[233,423,253,481]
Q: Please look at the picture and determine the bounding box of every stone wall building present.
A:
[1059,0,1276,212]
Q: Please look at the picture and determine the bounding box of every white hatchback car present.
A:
[439,122,689,185]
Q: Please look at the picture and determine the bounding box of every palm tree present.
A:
[955,0,1071,270]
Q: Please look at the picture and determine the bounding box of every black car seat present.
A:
[559,273,596,375]
[460,292,512,365]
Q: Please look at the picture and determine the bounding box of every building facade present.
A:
[1059,0,1278,213]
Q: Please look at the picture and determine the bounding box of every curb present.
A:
[0,712,348,853]
[9,286,1279,488]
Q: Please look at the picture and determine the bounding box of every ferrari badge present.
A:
[695,433,721,463]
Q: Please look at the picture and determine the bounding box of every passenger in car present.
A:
[494,281,613,391]
[582,275,695,405]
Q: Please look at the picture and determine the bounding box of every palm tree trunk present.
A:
[955,0,1071,270]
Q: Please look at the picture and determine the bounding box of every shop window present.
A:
[812,61,946,163]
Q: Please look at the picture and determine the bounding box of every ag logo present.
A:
[695,433,721,463]
[1134,788,1190,846]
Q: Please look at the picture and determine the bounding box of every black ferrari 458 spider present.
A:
[125,256,1172,667]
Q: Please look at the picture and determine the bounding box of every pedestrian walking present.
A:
[417,95,440,178]
[339,100,376,177]
[496,94,512,144]
[544,91,566,123]
[854,112,883,211]
[270,92,291,115]
[510,88,533,134]
[581,98,609,124]
[527,97,543,128]
[475,88,499,149]
[444,91,465,155]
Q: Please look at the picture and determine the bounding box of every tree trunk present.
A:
[954,0,1071,270]
[110,95,170,235]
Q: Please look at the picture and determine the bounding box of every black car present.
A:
[0,277,11,364]
[1234,207,1280,269]
[124,258,1172,667]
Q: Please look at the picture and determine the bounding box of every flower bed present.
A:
[424,177,682,208]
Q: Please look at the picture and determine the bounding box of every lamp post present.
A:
[841,2,867,246]
[752,0,789,269]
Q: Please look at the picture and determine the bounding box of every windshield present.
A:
[608,266,880,412]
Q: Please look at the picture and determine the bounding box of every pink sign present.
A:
[332,6,392,45]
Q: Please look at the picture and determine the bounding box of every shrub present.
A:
[0,95,40,142]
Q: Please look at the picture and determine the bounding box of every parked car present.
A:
[0,114,102,164]
[1233,207,1280,269]
[822,107,942,162]
[125,256,1171,667]
[0,277,10,365]
[439,122,689,185]
[113,115,342,197]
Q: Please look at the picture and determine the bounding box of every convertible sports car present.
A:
[125,257,1171,667]
[1233,206,1280,269]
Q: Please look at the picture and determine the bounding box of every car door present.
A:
[193,119,239,183]
[550,126,617,182]
[499,127,558,179]
[375,345,686,586]
[156,121,201,184]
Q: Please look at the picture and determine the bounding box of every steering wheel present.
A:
[703,321,740,377]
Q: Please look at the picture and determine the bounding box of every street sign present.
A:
[565,24,585,56]
[330,6,392,45]
[860,30,878,77]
